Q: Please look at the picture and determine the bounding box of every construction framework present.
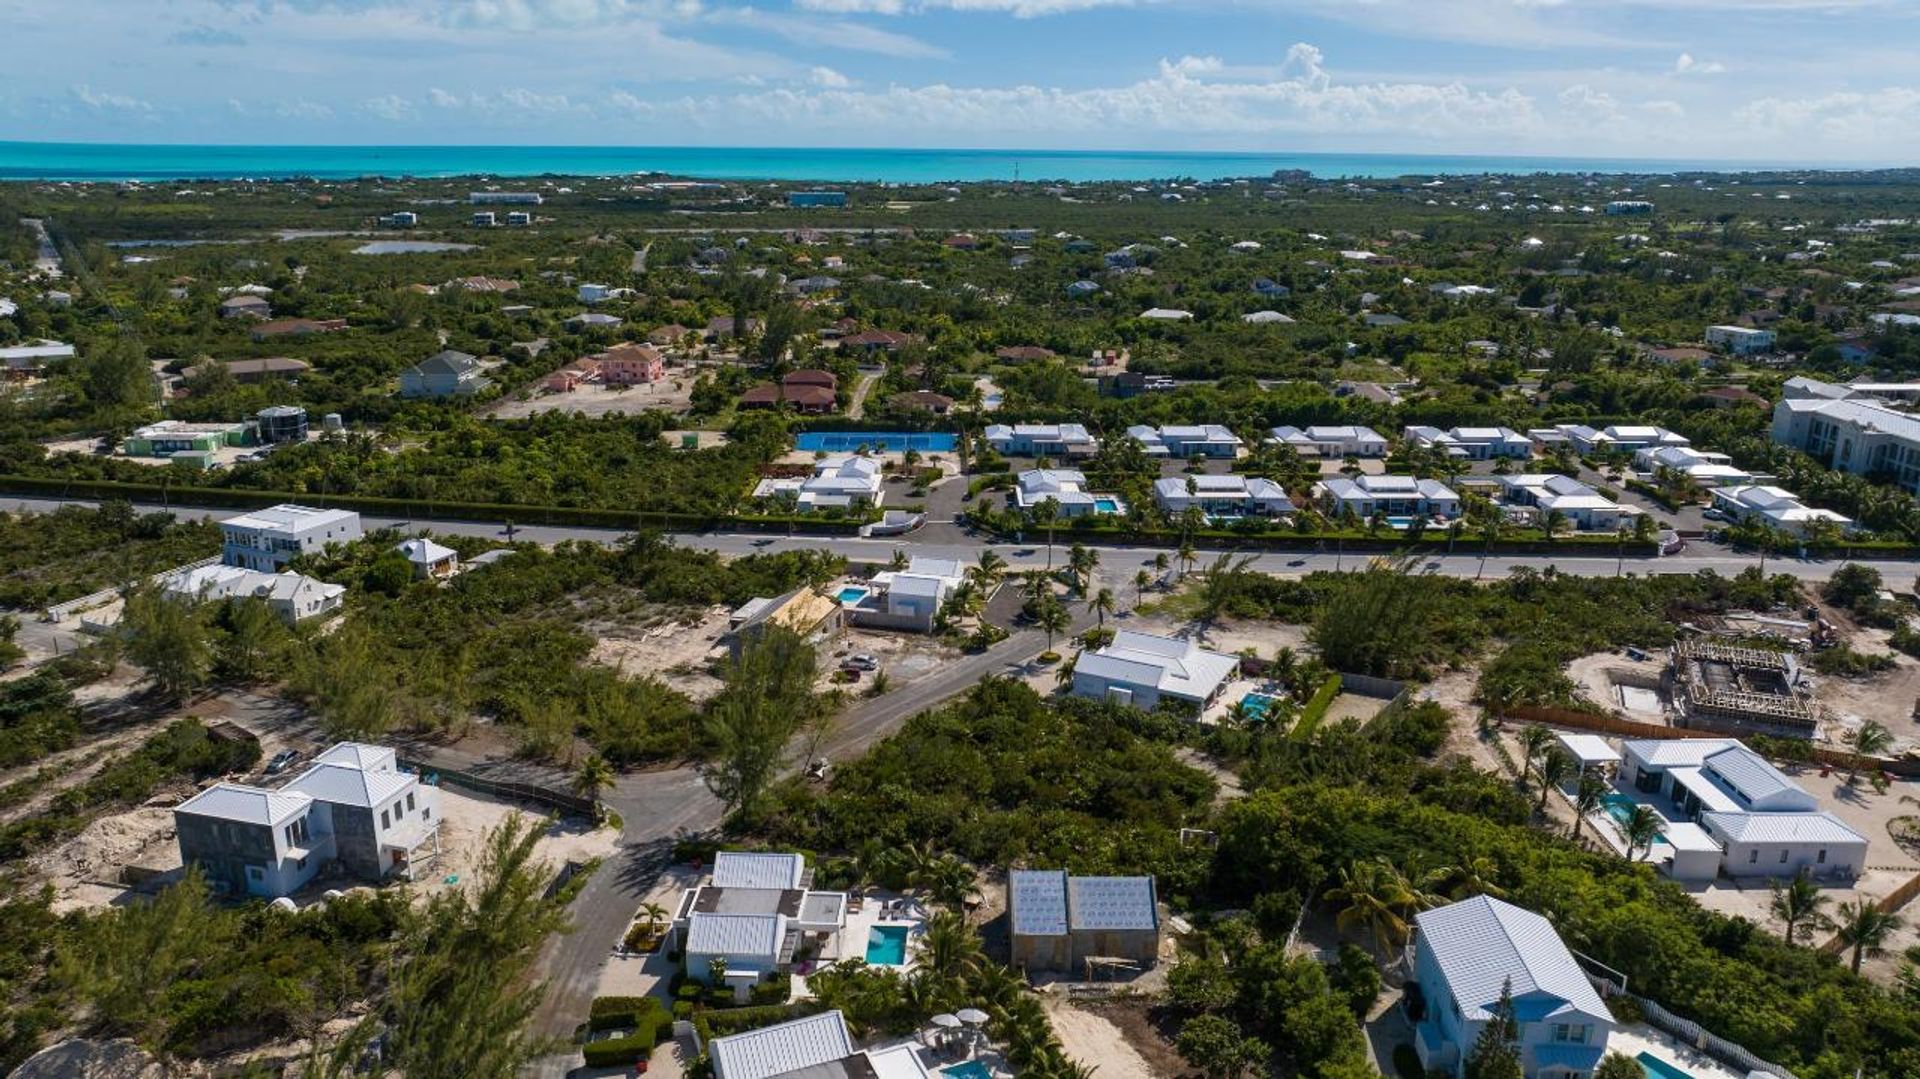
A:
[1668,639,1817,737]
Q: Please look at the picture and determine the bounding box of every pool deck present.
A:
[1608,1025,1750,1079]
[793,889,926,997]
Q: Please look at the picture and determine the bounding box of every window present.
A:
[246,865,265,882]
[381,809,390,830]
[1818,849,1828,864]
[1749,850,1759,864]
[1552,1023,1589,1044]
[1779,850,1789,864]
[406,793,415,812]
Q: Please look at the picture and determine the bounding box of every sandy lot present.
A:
[1042,997,1159,1079]
[1811,625,1920,755]
[590,606,733,703]
[415,785,621,897]
[36,803,185,913]
[488,376,696,420]
[1565,650,1671,721]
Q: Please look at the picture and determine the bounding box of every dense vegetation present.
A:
[0,503,219,608]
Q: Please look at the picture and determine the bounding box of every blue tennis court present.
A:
[795,431,957,453]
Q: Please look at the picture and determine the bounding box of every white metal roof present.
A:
[686,912,787,960]
[1702,745,1807,807]
[1700,811,1867,846]
[712,851,806,890]
[1622,738,1738,768]
[1067,876,1158,931]
[1009,869,1069,936]
[1414,896,1608,1023]
[283,761,413,809]
[222,504,360,533]
[1662,822,1723,853]
[710,1009,855,1079]
[1076,630,1239,702]
[396,537,457,565]
[176,782,311,826]
[1554,733,1619,766]
[312,742,398,772]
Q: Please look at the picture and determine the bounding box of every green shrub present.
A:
[1289,675,1343,741]
[582,996,666,1066]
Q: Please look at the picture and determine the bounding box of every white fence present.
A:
[43,555,221,622]
[1582,970,1798,1079]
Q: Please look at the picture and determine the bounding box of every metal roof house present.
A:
[1071,630,1239,712]
[1405,425,1534,460]
[1411,896,1613,1079]
[173,742,438,898]
[845,557,966,634]
[1312,474,1462,520]
[673,851,848,1001]
[160,563,345,624]
[984,423,1098,458]
[399,349,491,398]
[1014,469,1124,517]
[1128,424,1244,459]
[1151,474,1293,518]
[1268,424,1388,458]
[395,537,459,579]
[219,504,363,572]
[709,1009,930,1079]
[1008,869,1160,974]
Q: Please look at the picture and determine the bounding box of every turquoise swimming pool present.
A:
[866,924,911,965]
[1603,794,1667,846]
[837,586,870,604]
[1093,497,1121,514]
[942,1063,993,1079]
[1240,693,1280,720]
[797,431,958,453]
[1636,1050,1697,1079]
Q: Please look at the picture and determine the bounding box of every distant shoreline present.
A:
[0,140,1880,184]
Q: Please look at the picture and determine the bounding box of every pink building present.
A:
[595,343,666,385]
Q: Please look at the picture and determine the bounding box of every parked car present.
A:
[266,749,301,775]
[844,654,880,671]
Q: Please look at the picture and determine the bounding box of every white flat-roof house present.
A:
[1268,425,1388,458]
[984,423,1098,458]
[1772,388,1920,495]
[753,456,885,512]
[1071,630,1239,711]
[1634,445,1753,488]
[1708,485,1852,537]
[1405,425,1533,460]
[1411,896,1613,1079]
[846,556,965,633]
[1152,474,1293,517]
[1618,739,1866,881]
[1128,424,1243,459]
[160,563,345,624]
[709,1010,929,1079]
[1015,469,1124,517]
[1530,424,1689,456]
[1706,325,1776,355]
[672,852,849,1001]
[174,742,438,899]
[1499,475,1640,532]
[220,504,363,571]
[1313,475,1461,520]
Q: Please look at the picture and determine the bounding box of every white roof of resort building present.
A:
[1622,738,1739,767]
[176,782,312,826]
[283,761,414,809]
[685,912,787,958]
[1698,744,1804,806]
[396,537,457,565]
[1554,733,1620,767]
[1700,811,1867,846]
[1075,630,1240,703]
[222,504,360,533]
[1270,424,1386,446]
[1414,896,1608,1023]
[712,851,807,890]
[1663,822,1723,854]
[709,1010,856,1079]
[312,742,398,772]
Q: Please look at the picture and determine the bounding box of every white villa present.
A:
[1617,738,1867,881]
[1772,383,1920,495]
[1313,474,1461,520]
[1152,474,1293,517]
[1268,424,1388,458]
[1634,445,1753,488]
[709,1010,929,1079]
[1071,630,1239,711]
[984,423,1098,458]
[846,556,966,634]
[1499,475,1640,532]
[1128,424,1243,458]
[1411,896,1614,1079]
[753,456,884,511]
[1015,469,1124,517]
[1404,425,1533,460]
[671,852,849,1002]
[220,504,363,571]
[1706,324,1776,355]
[1708,485,1852,537]
[160,563,345,624]
[1529,424,1689,456]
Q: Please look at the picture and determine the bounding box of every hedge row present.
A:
[691,1002,825,1044]
[1290,674,1344,741]
[582,996,670,1068]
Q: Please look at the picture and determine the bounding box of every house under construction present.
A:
[1668,639,1817,738]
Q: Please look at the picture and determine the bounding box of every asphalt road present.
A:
[0,495,1892,585]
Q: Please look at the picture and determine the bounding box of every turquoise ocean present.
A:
[0,141,1808,183]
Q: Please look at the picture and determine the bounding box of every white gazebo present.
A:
[1555,732,1620,772]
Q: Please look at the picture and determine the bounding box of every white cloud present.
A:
[794,0,1130,14]
[360,94,414,120]
[809,65,853,87]
[1735,86,1920,145]
[69,85,153,113]
[1674,52,1726,75]
[708,7,948,57]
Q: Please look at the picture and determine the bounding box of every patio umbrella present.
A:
[930,1014,963,1030]
[956,1009,990,1025]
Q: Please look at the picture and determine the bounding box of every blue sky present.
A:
[5,0,1917,162]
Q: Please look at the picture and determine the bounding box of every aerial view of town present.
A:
[5,4,1920,1079]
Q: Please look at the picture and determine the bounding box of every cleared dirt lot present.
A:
[487,376,696,419]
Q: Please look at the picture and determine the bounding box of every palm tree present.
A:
[1133,568,1152,606]
[1090,587,1115,626]
[1177,539,1198,581]
[1835,901,1903,974]
[1850,720,1895,774]
[1152,552,1171,578]
[1054,652,1078,690]
[637,900,668,938]
[1571,771,1607,843]
[1769,871,1833,945]
[1033,497,1061,569]
[1066,543,1097,595]
[971,548,1007,589]
[1536,749,1574,814]
[1543,508,1568,542]
[1623,805,1663,863]
[919,911,984,981]
[1325,858,1429,960]
[1478,517,1502,580]
[1421,856,1507,901]
[890,548,910,571]
[1035,596,1071,654]
[571,754,616,804]
[1516,724,1554,786]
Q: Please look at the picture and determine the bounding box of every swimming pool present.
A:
[942,1063,993,1079]
[866,924,911,965]
[1093,497,1121,514]
[1603,794,1668,846]
[1240,693,1280,720]
[1386,515,1420,529]
[1636,1050,1697,1079]
[796,431,958,453]
[837,586,870,604]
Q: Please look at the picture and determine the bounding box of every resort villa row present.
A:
[753,456,884,512]
[1411,895,1614,1079]
[1708,485,1853,538]
[1312,475,1462,521]
[1015,469,1126,517]
[1528,423,1690,456]
[173,742,440,899]
[1498,475,1641,532]
[1612,738,1868,881]
[670,851,849,1002]
[1268,424,1388,458]
[1152,474,1293,517]
[984,423,1098,458]
[1404,425,1533,460]
[1633,445,1754,488]
[1128,424,1243,458]
[1071,629,1240,711]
